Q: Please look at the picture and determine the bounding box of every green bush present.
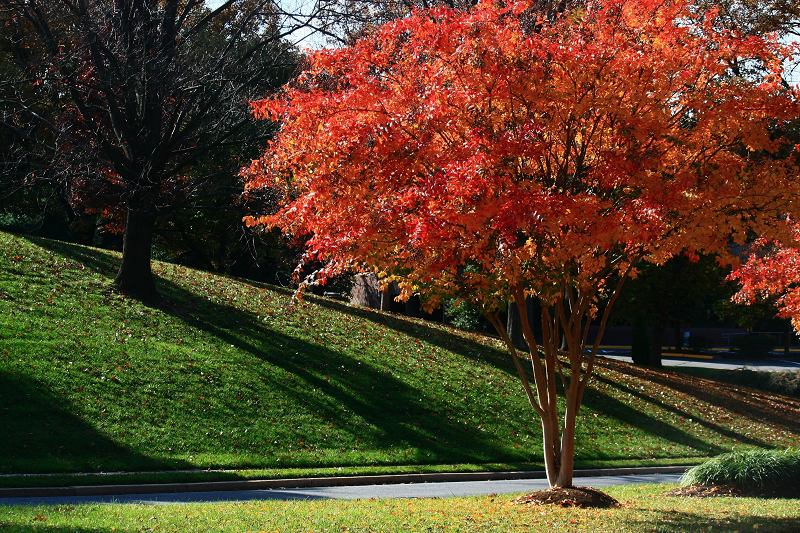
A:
[444,299,484,332]
[681,449,800,496]
[730,333,776,358]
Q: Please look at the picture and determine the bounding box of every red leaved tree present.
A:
[244,0,800,488]
[731,222,800,334]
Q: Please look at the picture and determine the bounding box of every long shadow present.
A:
[605,359,800,434]
[0,372,178,474]
[238,277,514,371]
[27,234,515,372]
[580,386,726,456]
[625,508,800,533]
[21,236,513,466]
[157,298,506,464]
[592,372,771,448]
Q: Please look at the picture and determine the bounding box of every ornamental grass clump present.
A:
[681,449,800,497]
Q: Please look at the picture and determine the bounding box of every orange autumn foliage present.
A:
[245,0,798,307]
[244,0,800,487]
[732,222,800,333]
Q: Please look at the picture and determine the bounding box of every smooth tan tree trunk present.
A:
[489,276,631,489]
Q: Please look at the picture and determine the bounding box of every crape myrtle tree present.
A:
[243,0,800,488]
[2,0,304,300]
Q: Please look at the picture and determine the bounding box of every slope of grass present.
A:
[2,484,800,532]
[671,367,800,398]
[1,231,799,477]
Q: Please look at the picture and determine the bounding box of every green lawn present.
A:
[1,230,799,480]
[1,484,799,532]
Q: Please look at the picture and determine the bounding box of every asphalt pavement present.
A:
[0,473,683,506]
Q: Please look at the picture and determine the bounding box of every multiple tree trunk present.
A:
[487,278,629,488]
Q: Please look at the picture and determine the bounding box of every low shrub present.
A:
[736,370,800,398]
[681,448,800,496]
[444,299,485,332]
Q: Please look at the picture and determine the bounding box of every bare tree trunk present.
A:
[114,207,157,302]
[540,416,560,486]
[507,301,525,349]
[648,322,664,368]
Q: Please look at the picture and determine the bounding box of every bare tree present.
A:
[2,0,308,301]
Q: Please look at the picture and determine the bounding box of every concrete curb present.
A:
[0,466,690,498]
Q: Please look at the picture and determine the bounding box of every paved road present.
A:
[601,354,800,372]
[0,473,682,506]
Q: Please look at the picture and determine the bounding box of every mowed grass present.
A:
[671,367,800,398]
[1,230,799,478]
[1,485,800,532]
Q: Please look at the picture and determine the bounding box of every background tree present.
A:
[2,0,301,300]
[732,224,800,334]
[700,0,799,38]
[615,255,730,366]
[313,0,583,44]
[243,0,800,488]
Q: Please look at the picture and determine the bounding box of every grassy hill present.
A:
[1,230,798,479]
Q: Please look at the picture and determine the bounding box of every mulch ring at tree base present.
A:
[512,487,620,508]
[668,485,800,498]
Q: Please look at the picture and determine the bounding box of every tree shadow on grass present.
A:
[0,372,178,474]
[580,386,726,457]
[242,277,800,443]
[237,277,513,370]
[591,372,771,448]
[622,507,800,533]
[20,236,512,467]
[15,236,760,467]
[605,360,800,434]
[155,297,508,465]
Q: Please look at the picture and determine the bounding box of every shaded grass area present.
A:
[1,484,800,532]
[1,230,799,479]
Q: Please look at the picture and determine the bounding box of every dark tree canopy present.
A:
[2,0,300,300]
